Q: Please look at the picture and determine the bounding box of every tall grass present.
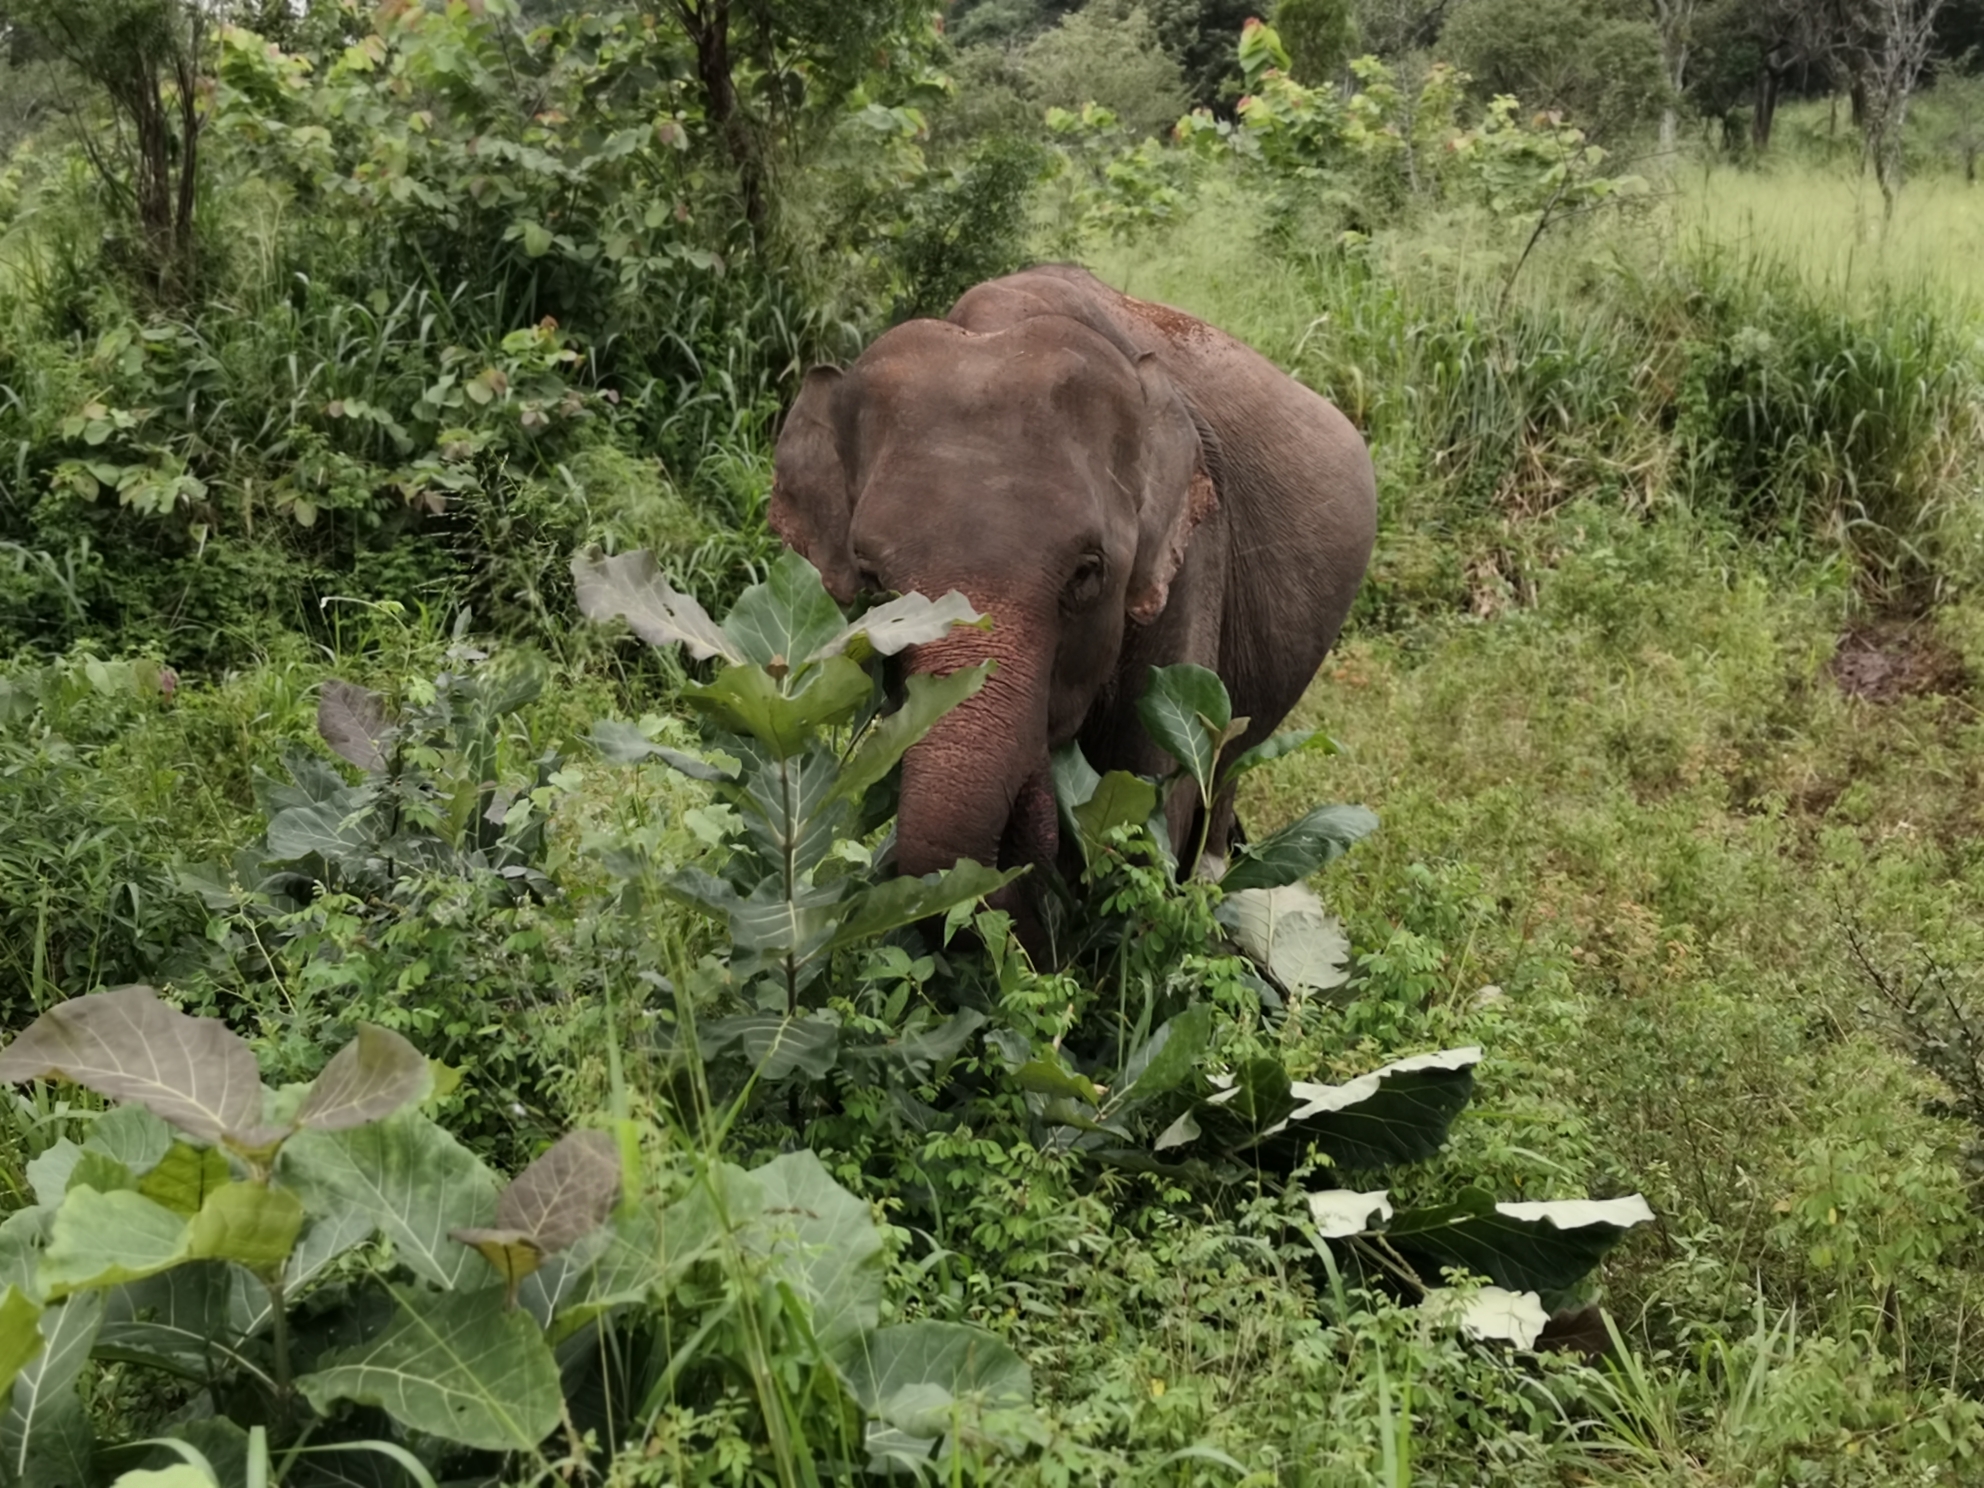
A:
[1088,173,1984,609]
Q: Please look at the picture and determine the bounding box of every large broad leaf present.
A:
[748,1152,883,1352]
[1387,1191,1655,1295]
[138,1144,230,1216]
[588,720,734,780]
[294,1026,430,1133]
[184,1183,304,1276]
[1,1292,100,1488]
[1111,1004,1213,1111]
[317,681,392,774]
[1218,728,1332,789]
[0,1290,42,1400]
[1218,804,1379,894]
[835,664,992,805]
[834,1319,1032,1441]
[1049,740,1101,839]
[1217,885,1353,997]
[817,589,988,665]
[280,1111,500,1290]
[1071,772,1159,865]
[82,1106,173,1175]
[0,1211,45,1300]
[1135,664,1232,797]
[451,1131,620,1292]
[699,1015,842,1081]
[0,988,275,1149]
[1422,1285,1552,1350]
[1306,1188,1394,1239]
[102,1263,252,1378]
[297,1285,560,1453]
[1270,1047,1480,1169]
[721,550,850,669]
[735,745,847,880]
[39,1188,192,1296]
[827,861,1018,954]
[263,788,377,866]
[570,549,741,663]
[685,656,872,759]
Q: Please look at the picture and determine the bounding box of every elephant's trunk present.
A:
[894,610,1057,894]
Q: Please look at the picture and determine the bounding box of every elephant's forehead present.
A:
[852,317,1141,426]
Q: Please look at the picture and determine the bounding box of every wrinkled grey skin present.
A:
[771,265,1375,944]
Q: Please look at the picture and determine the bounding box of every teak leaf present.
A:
[1218,884,1353,996]
[1219,727,1332,789]
[184,1183,305,1277]
[280,1110,501,1291]
[317,680,392,774]
[570,548,742,663]
[1218,803,1378,894]
[1071,772,1159,865]
[298,1285,561,1453]
[0,1289,44,1401]
[494,1131,620,1256]
[294,1025,430,1133]
[835,664,992,805]
[721,550,849,669]
[1136,664,1232,796]
[1,1291,99,1488]
[0,989,268,1149]
[815,588,988,663]
[685,656,872,758]
[40,1188,190,1296]
[748,1152,884,1351]
[1387,1191,1654,1295]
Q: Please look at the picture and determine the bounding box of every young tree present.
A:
[1273,0,1357,84]
[1852,0,1950,213]
[1645,0,1700,152]
[1019,3,1191,135]
[10,0,211,294]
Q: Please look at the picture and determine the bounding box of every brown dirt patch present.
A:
[1829,621,1968,703]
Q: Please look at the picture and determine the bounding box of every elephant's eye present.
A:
[1064,553,1105,609]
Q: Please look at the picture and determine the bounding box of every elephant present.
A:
[770,264,1376,945]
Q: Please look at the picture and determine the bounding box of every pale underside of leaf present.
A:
[494,1130,621,1255]
[317,680,392,773]
[1307,1188,1394,1239]
[294,1025,431,1133]
[0,988,268,1148]
[570,549,741,662]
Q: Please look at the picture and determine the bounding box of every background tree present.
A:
[9,0,213,294]
[1353,0,1455,58]
[1644,0,1700,153]
[1274,0,1358,84]
[1439,0,1669,142]
[1850,0,1951,213]
[1018,3,1191,135]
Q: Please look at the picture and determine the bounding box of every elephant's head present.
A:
[769,315,1213,898]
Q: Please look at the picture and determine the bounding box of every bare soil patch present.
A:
[1829,621,1968,703]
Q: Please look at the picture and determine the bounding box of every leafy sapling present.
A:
[572,547,1022,1014]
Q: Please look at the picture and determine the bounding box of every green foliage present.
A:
[1017,3,1192,138]
[0,990,1034,1481]
[1439,0,1670,145]
[1271,0,1356,84]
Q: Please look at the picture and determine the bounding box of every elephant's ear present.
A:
[770,366,862,603]
[1126,353,1217,627]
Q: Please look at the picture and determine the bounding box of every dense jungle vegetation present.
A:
[7,0,1984,1483]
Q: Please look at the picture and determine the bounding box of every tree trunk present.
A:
[677,0,765,232]
[1753,64,1780,152]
